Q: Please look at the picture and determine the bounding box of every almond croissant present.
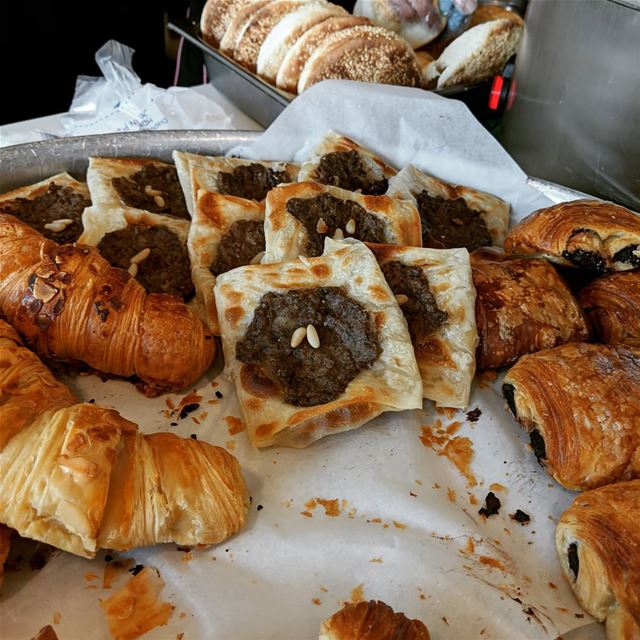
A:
[0,213,215,396]
[0,319,247,558]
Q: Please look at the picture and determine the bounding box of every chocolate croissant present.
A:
[556,480,640,640]
[0,319,247,558]
[579,271,640,347]
[504,199,640,274]
[471,248,589,369]
[0,213,215,396]
[502,342,640,490]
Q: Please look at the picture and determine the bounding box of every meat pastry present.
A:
[173,150,298,214]
[0,214,214,396]
[214,240,423,448]
[556,480,640,640]
[0,319,248,558]
[319,600,431,640]
[188,190,265,334]
[86,157,191,220]
[502,342,640,490]
[471,247,589,369]
[579,271,640,347]
[0,172,90,244]
[0,524,10,589]
[298,131,397,196]
[504,199,640,274]
[367,241,477,408]
[263,181,421,263]
[387,165,510,251]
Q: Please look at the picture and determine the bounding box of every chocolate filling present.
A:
[479,491,501,517]
[530,429,547,463]
[286,193,386,256]
[209,220,265,276]
[613,244,640,267]
[217,163,289,201]
[502,383,517,417]
[313,150,388,195]
[112,165,189,220]
[380,260,447,343]
[567,543,579,580]
[0,183,89,244]
[236,287,380,406]
[97,224,194,300]
[416,191,492,251]
[561,249,607,274]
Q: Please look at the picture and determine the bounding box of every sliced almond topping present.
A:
[395,294,409,306]
[316,218,328,234]
[153,195,166,208]
[290,326,307,348]
[44,218,74,233]
[130,247,151,264]
[333,228,344,240]
[345,218,356,234]
[144,185,163,197]
[306,324,320,349]
[128,263,139,278]
[250,251,265,265]
[33,279,58,303]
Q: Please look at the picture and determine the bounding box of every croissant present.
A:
[0,319,248,558]
[0,213,215,396]
[556,480,640,640]
[579,271,640,347]
[502,342,640,490]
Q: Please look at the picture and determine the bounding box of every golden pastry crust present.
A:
[263,181,421,263]
[579,271,640,347]
[471,248,589,369]
[319,600,430,640]
[503,342,640,490]
[0,213,214,396]
[214,240,423,448]
[556,480,640,640]
[504,199,640,273]
[368,242,477,408]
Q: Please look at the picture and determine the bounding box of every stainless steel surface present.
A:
[555,622,607,640]
[502,0,640,211]
[0,130,261,192]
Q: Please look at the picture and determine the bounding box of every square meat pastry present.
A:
[86,157,191,221]
[188,190,265,334]
[0,172,90,245]
[387,164,510,251]
[263,181,421,263]
[366,241,477,408]
[214,240,423,448]
[298,131,397,195]
[173,150,299,215]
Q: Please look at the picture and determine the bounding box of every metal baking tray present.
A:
[168,19,493,128]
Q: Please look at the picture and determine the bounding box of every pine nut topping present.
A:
[250,251,265,265]
[333,228,344,240]
[306,324,320,349]
[144,185,162,197]
[43,218,74,233]
[345,218,356,234]
[395,294,409,305]
[153,195,166,208]
[316,218,328,234]
[129,247,151,264]
[290,326,307,348]
[128,263,139,278]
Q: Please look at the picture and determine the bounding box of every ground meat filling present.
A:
[314,150,388,195]
[112,165,189,220]
[417,191,492,251]
[236,287,380,406]
[217,163,289,201]
[97,224,194,300]
[286,193,386,256]
[381,261,447,343]
[210,220,265,276]
[0,183,89,244]
[613,244,640,268]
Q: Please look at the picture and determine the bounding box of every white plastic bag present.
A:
[62,40,232,135]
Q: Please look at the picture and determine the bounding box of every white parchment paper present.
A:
[0,81,593,640]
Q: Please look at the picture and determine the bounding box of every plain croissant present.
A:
[0,213,215,396]
[0,319,248,558]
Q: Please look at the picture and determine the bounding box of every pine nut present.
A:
[250,251,265,265]
[306,324,320,348]
[333,228,344,240]
[129,247,151,264]
[144,185,162,197]
[128,263,138,277]
[290,326,307,348]
[43,218,74,233]
[153,195,166,208]
[345,218,356,234]
[395,294,409,305]
[316,218,328,234]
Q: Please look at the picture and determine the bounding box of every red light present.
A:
[489,75,504,110]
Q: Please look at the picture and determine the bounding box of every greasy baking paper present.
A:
[0,81,594,640]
